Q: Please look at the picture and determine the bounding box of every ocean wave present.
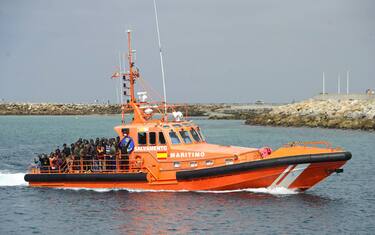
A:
[0,171,27,186]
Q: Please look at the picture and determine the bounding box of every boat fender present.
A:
[328,168,344,174]
[259,147,273,158]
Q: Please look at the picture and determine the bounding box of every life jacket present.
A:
[42,157,49,166]
[120,136,134,154]
[105,145,111,154]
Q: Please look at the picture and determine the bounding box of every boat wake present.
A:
[0,171,27,186]
[56,187,298,195]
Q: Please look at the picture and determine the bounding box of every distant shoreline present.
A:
[1,95,374,131]
[0,103,225,116]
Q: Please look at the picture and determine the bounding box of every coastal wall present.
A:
[245,98,375,130]
[0,103,121,115]
[208,104,278,120]
[0,103,224,116]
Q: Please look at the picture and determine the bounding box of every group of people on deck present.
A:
[36,131,135,173]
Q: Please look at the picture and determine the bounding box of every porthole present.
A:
[205,160,214,166]
[225,159,234,165]
[173,162,181,168]
[190,161,198,167]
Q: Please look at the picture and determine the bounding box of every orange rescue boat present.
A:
[25,31,351,191]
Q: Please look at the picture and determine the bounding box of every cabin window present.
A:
[173,162,181,168]
[172,124,182,127]
[159,132,166,145]
[190,128,201,142]
[138,132,147,145]
[197,127,206,142]
[169,131,181,144]
[190,161,198,167]
[205,160,214,166]
[149,132,156,145]
[179,130,192,144]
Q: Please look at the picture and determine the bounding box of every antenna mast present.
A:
[127,30,136,103]
[119,52,124,104]
[153,0,168,116]
[346,70,350,94]
[322,72,325,95]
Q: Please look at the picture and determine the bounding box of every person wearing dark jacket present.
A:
[118,130,134,171]
[62,144,71,158]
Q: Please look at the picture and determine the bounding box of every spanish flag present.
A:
[157,152,168,159]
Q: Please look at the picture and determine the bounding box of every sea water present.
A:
[0,116,374,234]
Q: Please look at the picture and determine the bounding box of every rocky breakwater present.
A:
[0,103,121,115]
[0,103,225,116]
[179,104,226,117]
[209,104,276,120]
[245,99,375,130]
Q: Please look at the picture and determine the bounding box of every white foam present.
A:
[243,187,298,195]
[54,187,298,195]
[195,187,298,195]
[56,187,190,193]
[0,171,27,186]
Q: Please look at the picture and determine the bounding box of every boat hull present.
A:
[25,152,351,191]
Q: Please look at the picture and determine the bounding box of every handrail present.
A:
[138,152,160,181]
[284,141,333,149]
[29,149,262,176]
[30,153,133,174]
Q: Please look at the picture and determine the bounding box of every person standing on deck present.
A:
[118,129,134,170]
[97,142,105,170]
[62,143,71,158]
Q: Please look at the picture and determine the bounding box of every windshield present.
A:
[159,132,166,144]
[190,128,201,142]
[197,128,206,142]
[169,131,181,144]
[179,130,192,144]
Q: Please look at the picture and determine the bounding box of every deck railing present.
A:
[283,141,335,150]
[30,153,139,174]
[29,149,264,176]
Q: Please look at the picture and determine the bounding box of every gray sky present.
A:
[0,0,374,103]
